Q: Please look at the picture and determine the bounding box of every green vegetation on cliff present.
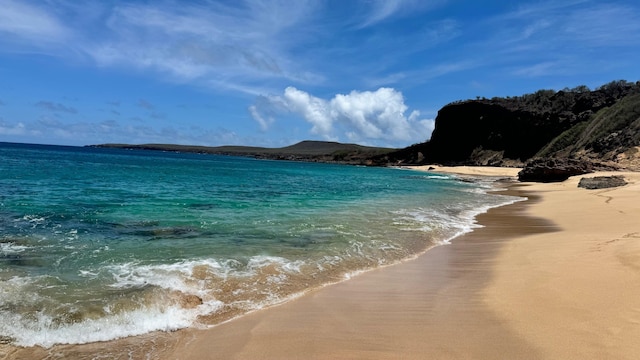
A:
[375,80,640,170]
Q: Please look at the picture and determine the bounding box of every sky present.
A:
[1,0,640,148]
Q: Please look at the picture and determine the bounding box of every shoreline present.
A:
[165,184,550,359]
[405,164,523,178]
[4,168,640,359]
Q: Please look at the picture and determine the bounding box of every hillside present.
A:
[91,141,395,165]
[375,80,640,170]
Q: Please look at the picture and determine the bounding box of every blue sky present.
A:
[1,0,639,148]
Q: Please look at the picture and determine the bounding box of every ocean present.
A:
[0,142,521,348]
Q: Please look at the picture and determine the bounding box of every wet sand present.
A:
[4,168,640,359]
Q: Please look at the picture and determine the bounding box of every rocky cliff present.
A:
[376,80,640,170]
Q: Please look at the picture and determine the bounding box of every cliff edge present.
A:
[377,80,640,171]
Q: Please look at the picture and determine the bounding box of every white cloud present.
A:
[512,61,563,77]
[487,0,640,59]
[0,0,463,99]
[0,121,28,136]
[358,0,448,28]
[248,105,273,131]
[283,87,335,137]
[251,87,434,147]
[0,0,70,44]
[35,101,78,114]
[563,4,640,47]
[85,1,321,92]
[0,1,323,95]
[0,117,243,147]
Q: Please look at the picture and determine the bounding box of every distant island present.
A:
[93,79,640,180]
[90,140,396,165]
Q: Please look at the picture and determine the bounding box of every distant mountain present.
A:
[90,140,396,165]
[374,80,640,171]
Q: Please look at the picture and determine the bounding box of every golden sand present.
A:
[406,164,523,177]
[485,172,640,359]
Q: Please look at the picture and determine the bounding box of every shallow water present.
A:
[0,142,520,347]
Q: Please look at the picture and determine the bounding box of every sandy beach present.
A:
[405,165,523,178]
[3,166,640,359]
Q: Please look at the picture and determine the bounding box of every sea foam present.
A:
[0,298,221,348]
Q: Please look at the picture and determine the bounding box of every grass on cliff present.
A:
[537,93,640,158]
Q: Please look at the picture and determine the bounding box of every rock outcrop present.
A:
[518,158,594,182]
[578,175,627,189]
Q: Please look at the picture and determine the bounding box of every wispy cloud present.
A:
[35,101,77,114]
[0,1,458,96]
[357,0,448,28]
[0,1,323,95]
[471,0,640,79]
[0,121,28,136]
[502,0,640,47]
[358,0,407,28]
[86,1,322,93]
[137,99,155,110]
[248,95,281,132]
[562,4,640,47]
[366,59,481,88]
[0,116,242,146]
[512,61,562,78]
[0,0,71,45]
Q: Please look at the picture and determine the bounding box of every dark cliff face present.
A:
[375,80,640,168]
[426,101,569,164]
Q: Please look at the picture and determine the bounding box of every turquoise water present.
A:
[0,142,520,347]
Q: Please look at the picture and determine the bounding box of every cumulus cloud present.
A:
[251,87,433,147]
[283,87,335,137]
